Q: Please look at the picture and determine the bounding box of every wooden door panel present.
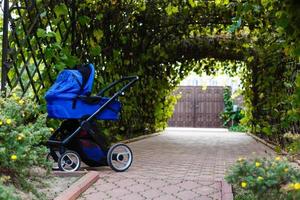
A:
[169,86,225,128]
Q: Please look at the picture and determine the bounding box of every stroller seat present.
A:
[45,64,121,120]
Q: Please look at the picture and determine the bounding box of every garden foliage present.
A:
[2,0,299,144]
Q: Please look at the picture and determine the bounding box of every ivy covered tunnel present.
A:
[0,0,299,146]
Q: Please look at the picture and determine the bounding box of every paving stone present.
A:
[109,188,132,198]
[117,193,144,200]
[154,194,179,200]
[141,189,162,199]
[82,191,109,200]
[180,181,200,190]
[176,190,199,199]
[128,183,148,193]
[161,184,182,194]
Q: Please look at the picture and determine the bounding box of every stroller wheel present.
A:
[107,143,133,172]
[58,150,81,172]
[47,151,60,170]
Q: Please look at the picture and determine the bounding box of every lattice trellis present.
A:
[1,0,77,102]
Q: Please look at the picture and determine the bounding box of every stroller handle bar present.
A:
[97,76,139,97]
[48,75,139,146]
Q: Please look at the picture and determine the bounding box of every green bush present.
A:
[229,124,248,132]
[0,180,19,200]
[226,157,300,200]
[0,94,51,197]
[220,87,246,131]
[284,132,300,160]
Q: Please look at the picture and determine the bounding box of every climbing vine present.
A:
[230,0,300,145]
[4,0,299,145]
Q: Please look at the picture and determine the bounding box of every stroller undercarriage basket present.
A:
[45,64,138,172]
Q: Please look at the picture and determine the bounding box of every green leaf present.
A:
[261,0,269,7]
[93,29,104,42]
[96,14,103,20]
[78,16,91,25]
[216,0,229,6]
[262,127,272,135]
[188,0,196,7]
[165,4,179,16]
[292,46,300,57]
[215,0,221,5]
[247,56,254,63]
[45,31,56,38]
[54,3,68,17]
[36,28,46,38]
[90,46,102,56]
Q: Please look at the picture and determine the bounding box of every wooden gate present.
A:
[168,86,225,128]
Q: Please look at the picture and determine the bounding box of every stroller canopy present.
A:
[45,64,95,100]
[45,64,121,120]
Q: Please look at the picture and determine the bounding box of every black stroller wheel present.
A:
[107,143,133,172]
[58,150,81,172]
[46,151,60,170]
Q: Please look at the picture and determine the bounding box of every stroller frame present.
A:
[47,75,139,172]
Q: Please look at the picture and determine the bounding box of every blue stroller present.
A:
[45,64,138,172]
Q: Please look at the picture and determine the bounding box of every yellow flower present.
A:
[17,134,24,141]
[257,176,264,181]
[6,119,12,124]
[241,181,247,188]
[255,162,261,167]
[18,99,24,105]
[284,168,289,172]
[238,157,244,162]
[294,183,300,190]
[0,120,2,125]
[11,154,17,161]
[275,156,281,161]
[49,128,54,132]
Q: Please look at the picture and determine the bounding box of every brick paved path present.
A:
[79,128,274,200]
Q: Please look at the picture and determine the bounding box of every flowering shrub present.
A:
[226,157,300,200]
[0,94,51,198]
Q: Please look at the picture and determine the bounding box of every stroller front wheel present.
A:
[107,143,133,172]
[58,150,81,172]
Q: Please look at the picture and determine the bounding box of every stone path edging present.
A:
[54,171,99,200]
[221,181,233,200]
[120,132,163,144]
[246,132,286,154]
[52,170,88,177]
[246,132,300,166]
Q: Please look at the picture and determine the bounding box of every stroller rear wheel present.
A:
[58,150,81,172]
[107,143,133,172]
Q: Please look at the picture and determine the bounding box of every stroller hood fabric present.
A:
[45,64,95,100]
